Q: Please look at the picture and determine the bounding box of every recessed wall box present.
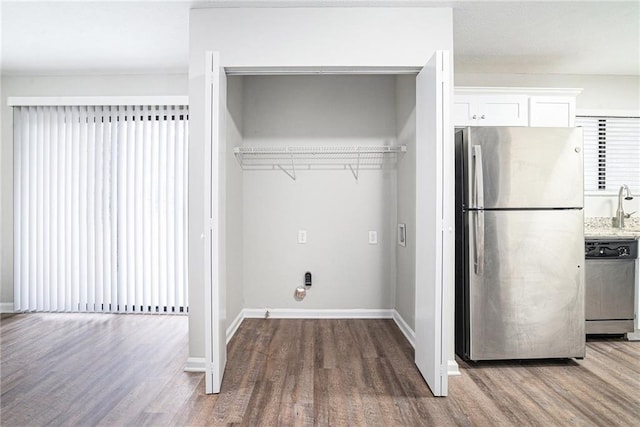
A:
[305,272,312,287]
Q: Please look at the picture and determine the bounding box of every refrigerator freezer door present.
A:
[465,127,584,209]
[468,209,585,360]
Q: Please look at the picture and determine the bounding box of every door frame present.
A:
[201,51,453,395]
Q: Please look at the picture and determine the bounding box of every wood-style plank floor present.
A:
[1,313,639,426]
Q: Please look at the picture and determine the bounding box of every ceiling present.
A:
[1,0,639,76]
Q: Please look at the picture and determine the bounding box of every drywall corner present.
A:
[225,75,244,330]
[394,74,417,330]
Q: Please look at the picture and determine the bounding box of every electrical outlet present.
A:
[368,230,378,244]
[298,230,307,244]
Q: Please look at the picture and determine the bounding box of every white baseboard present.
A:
[448,359,461,376]
[184,357,206,373]
[226,310,245,344]
[392,309,415,348]
[390,310,460,377]
[184,310,247,372]
[243,308,395,319]
[627,330,640,341]
[0,303,15,313]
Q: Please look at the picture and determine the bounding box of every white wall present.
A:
[225,76,244,327]
[455,72,640,217]
[190,7,452,69]
[241,75,397,311]
[0,74,188,308]
[395,75,417,329]
[584,195,640,218]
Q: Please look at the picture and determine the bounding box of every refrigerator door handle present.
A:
[473,210,485,275]
[472,145,484,209]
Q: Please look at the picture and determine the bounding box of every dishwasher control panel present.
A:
[585,239,638,259]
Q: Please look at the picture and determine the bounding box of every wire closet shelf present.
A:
[233,145,407,181]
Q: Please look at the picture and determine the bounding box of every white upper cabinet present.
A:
[454,94,528,126]
[454,87,582,128]
[529,96,577,127]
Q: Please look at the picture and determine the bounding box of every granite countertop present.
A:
[584,217,640,239]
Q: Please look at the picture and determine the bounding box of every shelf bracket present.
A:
[348,149,361,181]
[276,153,296,181]
[233,149,242,167]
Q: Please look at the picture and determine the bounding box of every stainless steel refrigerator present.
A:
[455,127,585,361]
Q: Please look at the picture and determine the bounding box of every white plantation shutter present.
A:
[13,105,189,313]
[576,116,640,193]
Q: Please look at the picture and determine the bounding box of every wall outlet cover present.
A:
[368,230,378,244]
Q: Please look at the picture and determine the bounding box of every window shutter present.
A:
[576,116,640,193]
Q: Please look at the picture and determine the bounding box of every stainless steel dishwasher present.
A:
[585,239,638,334]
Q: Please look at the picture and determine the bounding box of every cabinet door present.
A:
[479,95,528,126]
[453,95,478,126]
[529,96,576,127]
[453,94,528,127]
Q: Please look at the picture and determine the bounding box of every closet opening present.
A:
[203,52,453,397]
[227,73,416,317]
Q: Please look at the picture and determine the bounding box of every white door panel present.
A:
[204,51,227,394]
[415,50,452,397]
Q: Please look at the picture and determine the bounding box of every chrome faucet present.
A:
[613,184,634,228]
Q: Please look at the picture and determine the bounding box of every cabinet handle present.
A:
[472,114,477,119]
[480,114,485,119]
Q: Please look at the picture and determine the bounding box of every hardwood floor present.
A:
[1,314,639,426]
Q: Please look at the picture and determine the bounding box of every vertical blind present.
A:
[577,115,640,193]
[13,105,189,313]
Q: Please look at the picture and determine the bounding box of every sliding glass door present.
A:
[13,103,189,314]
